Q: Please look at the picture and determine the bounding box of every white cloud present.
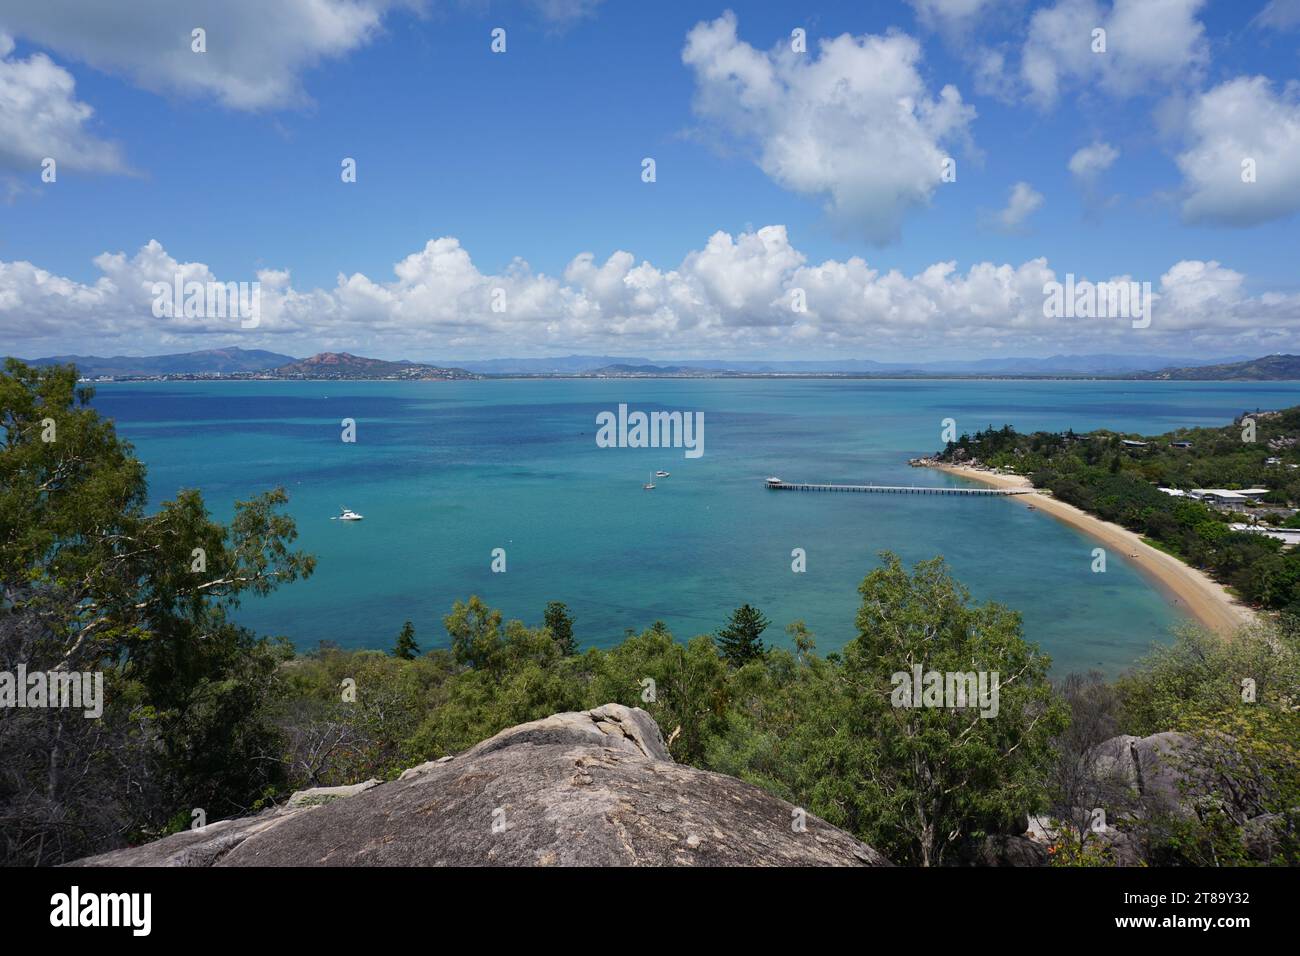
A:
[1177,76,1300,227]
[681,11,975,243]
[1068,141,1119,181]
[0,0,403,110]
[906,0,994,31]
[970,46,1018,100]
[995,181,1044,230]
[1022,0,1208,108]
[5,228,1300,359]
[1253,0,1300,31]
[905,2,1017,102]
[0,33,127,175]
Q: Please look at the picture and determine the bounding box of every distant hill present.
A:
[26,347,297,378]
[581,354,1249,378]
[440,355,655,374]
[589,364,718,376]
[15,348,1284,380]
[273,352,476,381]
[1131,355,1300,381]
[912,353,1247,375]
[457,353,1243,376]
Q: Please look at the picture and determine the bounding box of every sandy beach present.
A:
[925,462,1256,636]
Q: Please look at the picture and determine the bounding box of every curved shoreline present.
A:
[924,462,1256,636]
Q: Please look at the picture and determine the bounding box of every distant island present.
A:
[13,347,1300,382]
[271,352,476,381]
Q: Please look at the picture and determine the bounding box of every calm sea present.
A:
[90,378,1300,674]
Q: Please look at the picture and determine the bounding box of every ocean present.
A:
[90,377,1300,674]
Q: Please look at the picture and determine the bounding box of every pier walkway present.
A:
[763,477,1029,496]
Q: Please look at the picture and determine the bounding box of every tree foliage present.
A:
[1,360,314,864]
[716,603,770,667]
[393,621,419,660]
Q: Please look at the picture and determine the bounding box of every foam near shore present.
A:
[924,462,1256,636]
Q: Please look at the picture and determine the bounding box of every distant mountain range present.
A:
[22,348,473,381]
[1127,354,1300,381]
[13,347,1300,380]
[27,347,297,378]
[442,353,1254,376]
[433,354,645,375]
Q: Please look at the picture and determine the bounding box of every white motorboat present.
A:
[655,470,671,478]
[334,507,364,521]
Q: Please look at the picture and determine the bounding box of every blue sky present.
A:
[2,0,1299,360]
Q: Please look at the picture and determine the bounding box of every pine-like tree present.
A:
[544,601,577,656]
[393,620,419,660]
[716,604,770,666]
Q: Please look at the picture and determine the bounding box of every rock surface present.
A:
[1020,731,1285,865]
[71,704,890,867]
[1097,731,1263,822]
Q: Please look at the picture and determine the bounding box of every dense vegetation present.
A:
[938,409,1300,613]
[3,360,1296,867]
[1,359,317,864]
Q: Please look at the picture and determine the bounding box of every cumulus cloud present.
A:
[1177,76,1300,227]
[1022,0,1208,108]
[968,46,1019,100]
[4,228,1300,359]
[1068,141,1119,181]
[681,11,975,243]
[0,0,403,110]
[995,181,1044,231]
[0,33,127,175]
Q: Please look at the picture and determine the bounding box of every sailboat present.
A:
[643,473,656,490]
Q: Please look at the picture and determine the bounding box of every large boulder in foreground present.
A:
[71,704,890,867]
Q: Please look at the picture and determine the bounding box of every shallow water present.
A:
[92,377,1300,674]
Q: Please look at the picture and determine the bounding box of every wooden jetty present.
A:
[763,476,1028,496]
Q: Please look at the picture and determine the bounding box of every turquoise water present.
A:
[91,378,1300,674]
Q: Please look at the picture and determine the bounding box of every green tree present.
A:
[0,360,315,864]
[787,619,815,662]
[443,595,503,671]
[393,620,419,660]
[716,604,770,666]
[543,601,577,656]
[840,552,1066,865]
[587,627,728,763]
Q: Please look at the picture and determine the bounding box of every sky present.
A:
[1,0,1299,362]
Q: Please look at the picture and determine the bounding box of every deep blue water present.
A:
[90,378,1300,674]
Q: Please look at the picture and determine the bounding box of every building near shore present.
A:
[1229,523,1300,547]
[1159,488,1271,505]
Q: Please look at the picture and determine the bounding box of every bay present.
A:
[91,377,1300,674]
